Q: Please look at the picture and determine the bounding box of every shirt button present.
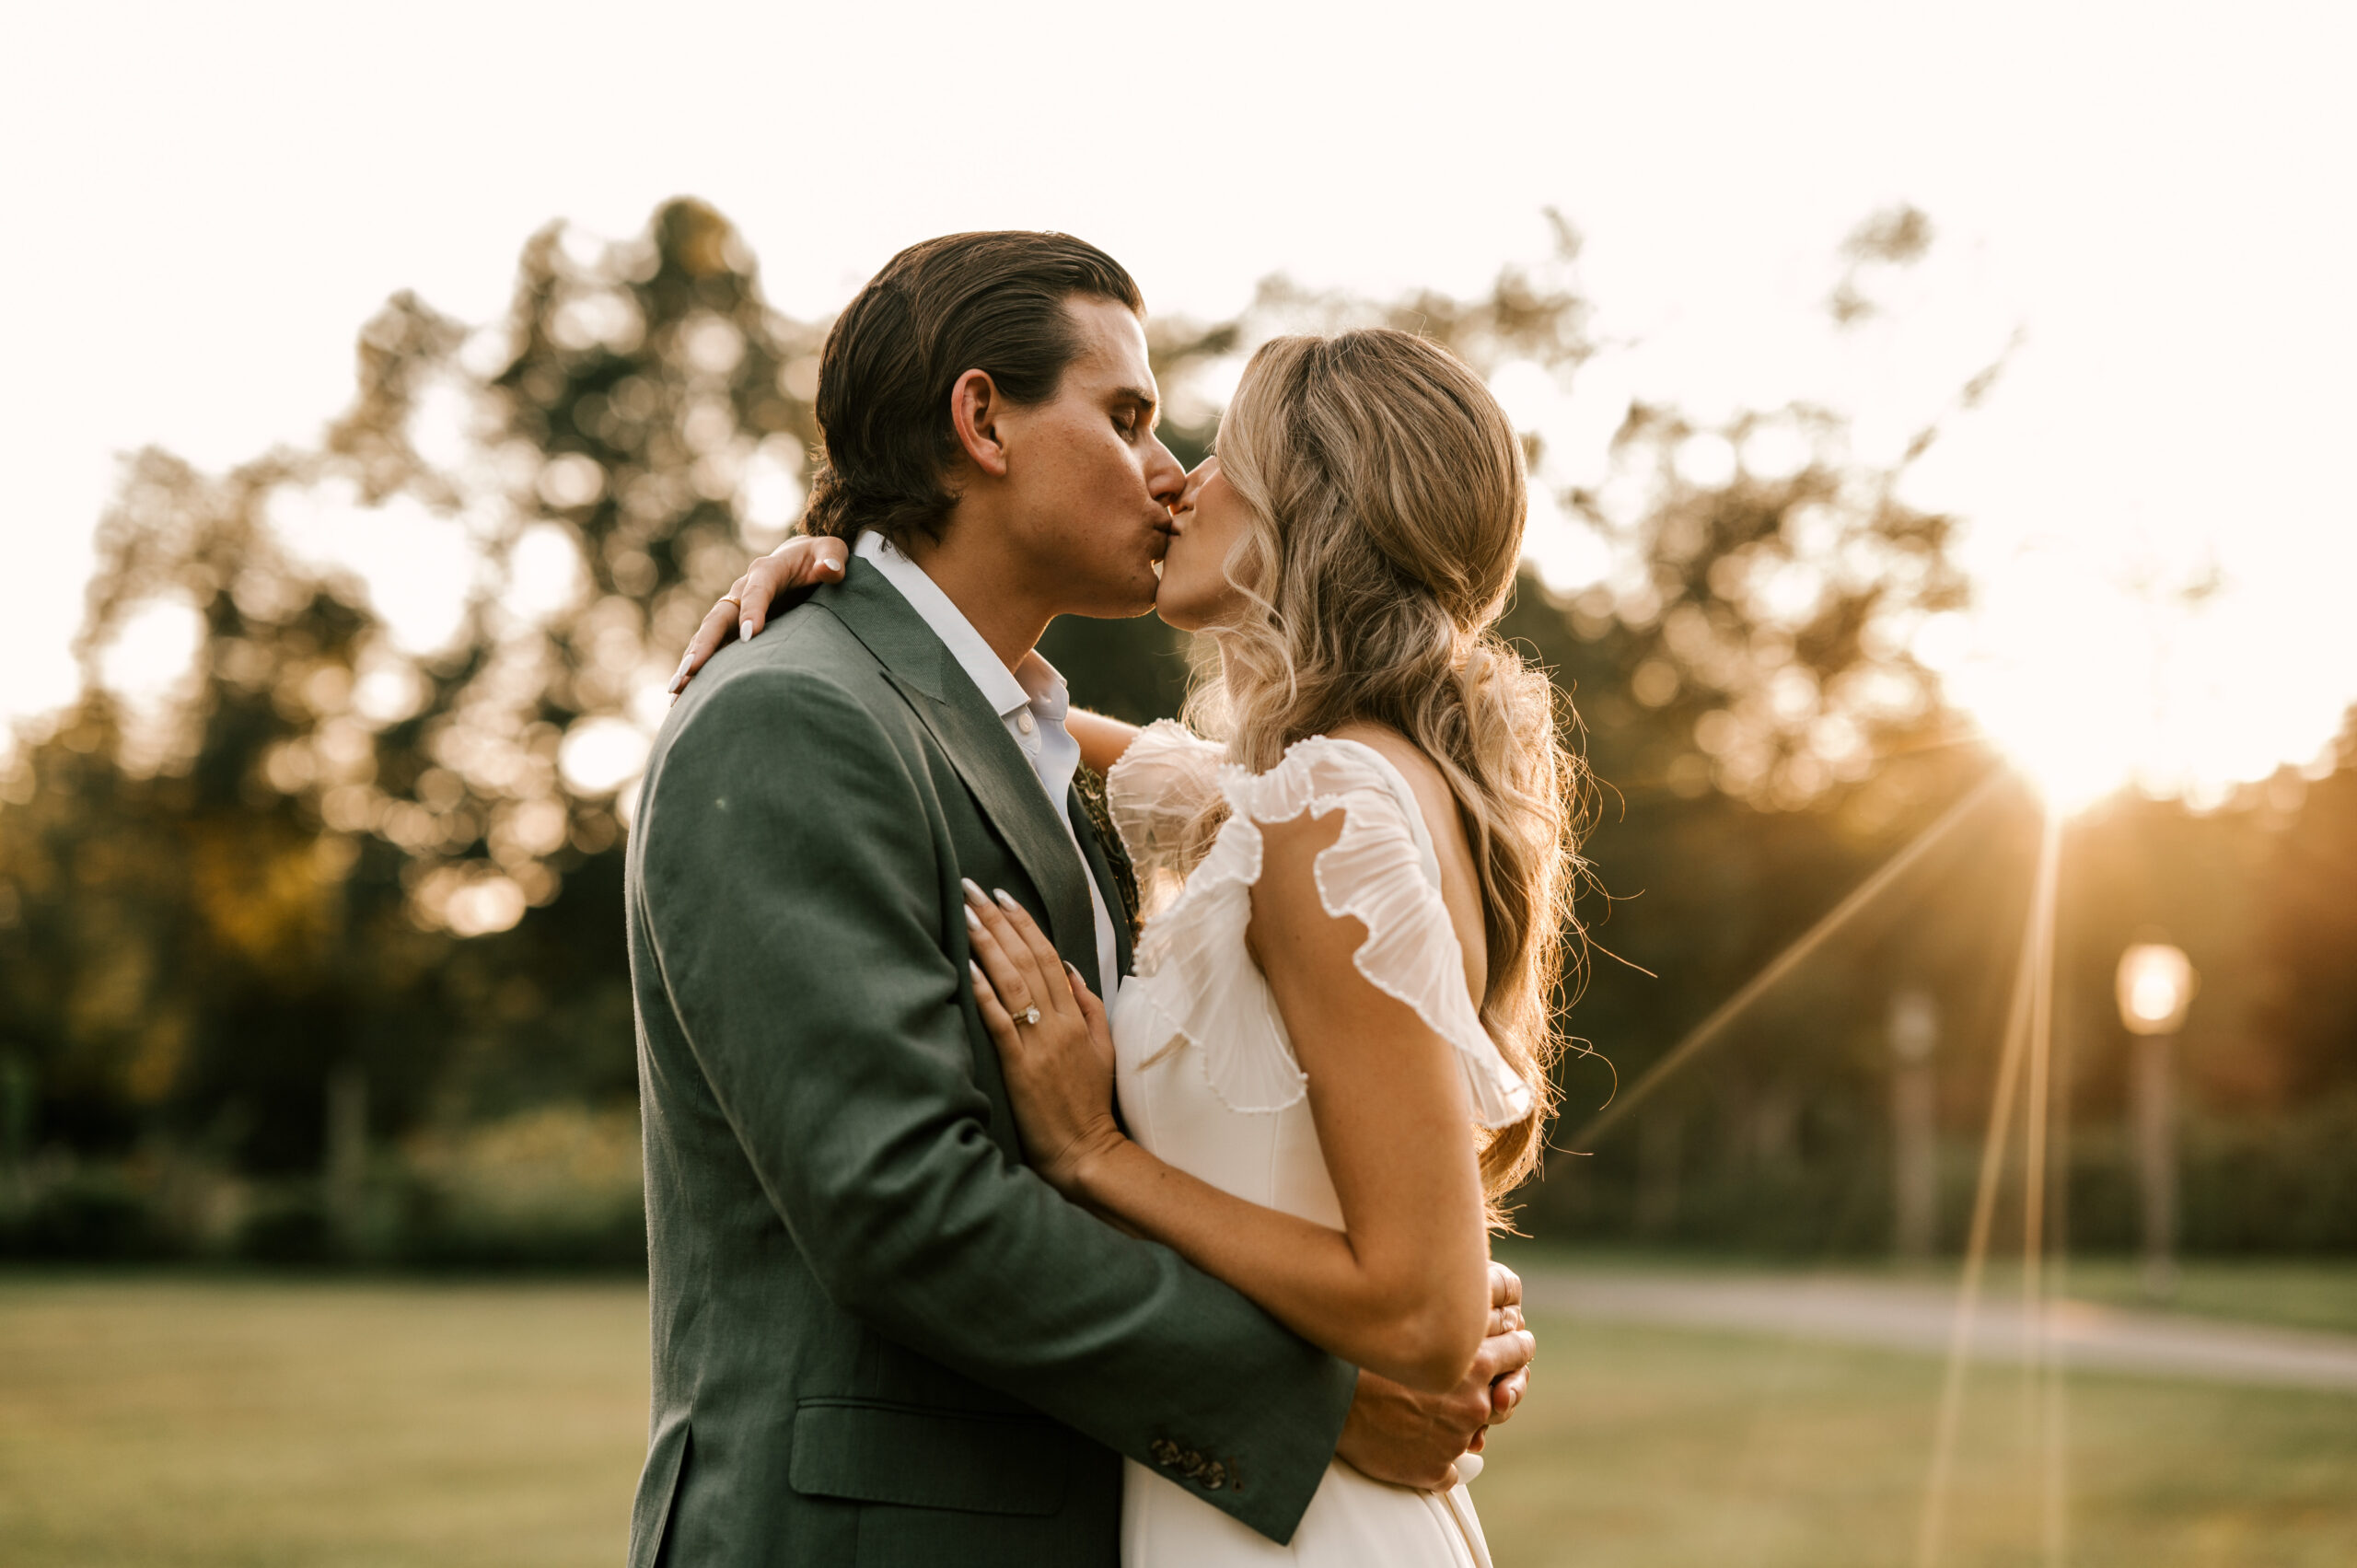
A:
[1016,712,1036,735]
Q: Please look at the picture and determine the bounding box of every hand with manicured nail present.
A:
[669,534,850,700]
[958,877,1123,1196]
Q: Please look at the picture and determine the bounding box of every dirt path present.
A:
[1521,1268,2357,1392]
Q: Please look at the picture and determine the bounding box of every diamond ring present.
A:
[1018,1005,1041,1027]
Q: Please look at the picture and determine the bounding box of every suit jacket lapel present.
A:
[814,562,1098,982]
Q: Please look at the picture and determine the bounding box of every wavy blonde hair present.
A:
[1185,329,1583,1207]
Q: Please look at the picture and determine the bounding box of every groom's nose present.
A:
[1144,434,1186,510]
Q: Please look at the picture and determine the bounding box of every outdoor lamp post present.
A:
[1888,990,1939,1260]
[2116,942,2196,1299]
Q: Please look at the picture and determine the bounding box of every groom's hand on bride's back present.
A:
[1335,1260,1534,1490]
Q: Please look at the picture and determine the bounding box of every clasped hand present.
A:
[959,878,1124,1196]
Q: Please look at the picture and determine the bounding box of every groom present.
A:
[626,231,1530,1566]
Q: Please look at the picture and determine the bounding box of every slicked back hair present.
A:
[801,231,1145,552]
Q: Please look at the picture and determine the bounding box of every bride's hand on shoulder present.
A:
[668,533,850,700]
[959,879,1124,1196]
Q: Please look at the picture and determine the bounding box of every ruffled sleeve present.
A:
[1123,737,1536,1130]
[1105,719,1229,912]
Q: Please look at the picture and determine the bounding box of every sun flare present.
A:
[1917,540,2348,813]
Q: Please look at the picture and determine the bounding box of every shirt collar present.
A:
[853,530,1057,720]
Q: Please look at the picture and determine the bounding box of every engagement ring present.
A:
[1019,1005,1041,1026]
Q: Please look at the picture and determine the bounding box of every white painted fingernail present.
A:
[740,619,755,641]
[961,877,986,903]
[969,960,985,985]
[992,889,1017,911]
[963,905,981,930]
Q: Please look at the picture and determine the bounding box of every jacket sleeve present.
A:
[635,665,1357,1543]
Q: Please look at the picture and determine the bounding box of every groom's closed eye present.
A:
[1111,389,1158,439]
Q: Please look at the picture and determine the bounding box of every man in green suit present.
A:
[626,232,1529,1565]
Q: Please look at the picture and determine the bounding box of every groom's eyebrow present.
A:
[1112,386,1160,429]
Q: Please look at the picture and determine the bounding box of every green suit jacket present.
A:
[624,559,1358,1566]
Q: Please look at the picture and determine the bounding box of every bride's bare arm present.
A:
[668,534,848,698]
[960,814,1493,1394]
[1066,710,1142,776]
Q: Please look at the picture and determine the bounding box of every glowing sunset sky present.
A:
[3,0,2351,806]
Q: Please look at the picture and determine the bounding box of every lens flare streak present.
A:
[1914,803,2067,1568]
[1567,772,2006,1152]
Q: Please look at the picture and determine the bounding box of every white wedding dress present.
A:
[1104,722,1533,1568]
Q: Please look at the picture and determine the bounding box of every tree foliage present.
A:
[0,200,820,1171]
[3,197,2348,1260]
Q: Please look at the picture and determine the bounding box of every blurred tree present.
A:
[6,196,2342,1260]
[0,463,444,1172]
[1367,212,2001,1238]
[0,199,821,1178]
[0,197,1992,1241]
[2252,715,2357,1096]
[1556,399,1969,812]
[1466,214,2026,1243]
[1828,203,1935,326]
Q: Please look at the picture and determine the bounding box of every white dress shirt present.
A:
[853,530,1120,997]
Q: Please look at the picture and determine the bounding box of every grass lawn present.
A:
[3,1272,2352,1566]
[1498,1241,2357,1338]
[1476,1313,2357,1568]
[0,1274,648,1568]
[2041,1257,2357,1338]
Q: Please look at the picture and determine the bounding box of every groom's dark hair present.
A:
[800,231,1144,552]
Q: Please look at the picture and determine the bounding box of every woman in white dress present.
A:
[687,329,1578,1565]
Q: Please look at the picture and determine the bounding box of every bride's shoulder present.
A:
[1280,725,1487,967]
[1318,722,1443,795]
[1295,724,1456,833]
[1223,725,1429,825]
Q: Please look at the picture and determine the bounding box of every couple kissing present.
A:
[628,229,1576,1567]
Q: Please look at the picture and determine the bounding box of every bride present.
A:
[679,328,1578,1566]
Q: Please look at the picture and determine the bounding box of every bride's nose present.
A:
[1174,464,1212,514]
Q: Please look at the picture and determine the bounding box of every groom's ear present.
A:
[948,367,1012,479]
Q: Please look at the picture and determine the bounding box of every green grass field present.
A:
[2,1272,2351,1567]
[1495,1242,2357,1339]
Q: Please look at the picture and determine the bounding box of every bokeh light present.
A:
[2118,942,2198,1035]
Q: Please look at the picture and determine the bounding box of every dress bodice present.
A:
[1106,721,1530,1228]
[1103,721,1511,1568]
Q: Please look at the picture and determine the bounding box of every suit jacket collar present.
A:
[815,559,1105,991]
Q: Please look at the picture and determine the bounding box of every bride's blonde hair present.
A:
[1185,329,1582,1205]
